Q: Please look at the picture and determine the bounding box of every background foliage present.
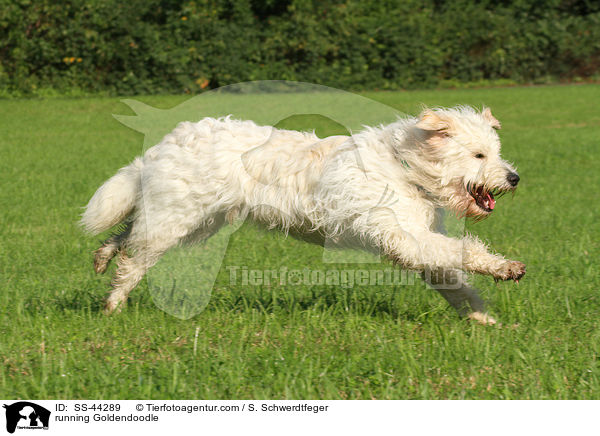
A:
[1,0,600,96]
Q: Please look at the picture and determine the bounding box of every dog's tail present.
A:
[80,158,143,235]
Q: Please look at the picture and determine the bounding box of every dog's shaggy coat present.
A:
[82,106,525,324]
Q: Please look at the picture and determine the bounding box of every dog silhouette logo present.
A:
[3,402,50,433]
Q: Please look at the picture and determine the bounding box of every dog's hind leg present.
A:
[103,212,227,314]
[94,222,132,274]
[104,241,171,314]
[102,216,184,313]
[423,268,496,325]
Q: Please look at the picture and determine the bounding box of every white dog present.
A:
[81,106,525,324]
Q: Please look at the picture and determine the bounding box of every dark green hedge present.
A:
[1,0,599,96]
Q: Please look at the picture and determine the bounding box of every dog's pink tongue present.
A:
[487,193,496,210]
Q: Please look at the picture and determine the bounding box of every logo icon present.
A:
[3,402,50,433]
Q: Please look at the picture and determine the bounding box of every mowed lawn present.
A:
[0,84,599,399]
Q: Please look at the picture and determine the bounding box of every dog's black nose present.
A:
[507,172,520,186]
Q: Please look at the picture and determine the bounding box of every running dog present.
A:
[81,106,525,324]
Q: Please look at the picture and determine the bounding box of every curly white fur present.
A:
[82,105,525,323]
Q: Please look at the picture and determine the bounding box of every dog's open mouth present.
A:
[469,185,498,213]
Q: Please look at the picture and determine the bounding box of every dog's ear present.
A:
[482,107,501,130]
[415,109,448,132]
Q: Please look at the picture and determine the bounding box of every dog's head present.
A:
[414,106,519,218]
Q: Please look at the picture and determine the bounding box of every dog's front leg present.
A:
[375,225,525,281]
[385,232,520,325]
[366,215,524,323]
[422,268,496,325]
[460,235,526,282]
[376,230,501,324]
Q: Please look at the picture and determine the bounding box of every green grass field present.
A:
[1,84,599,399]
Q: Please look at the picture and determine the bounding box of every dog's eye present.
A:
[474,153,485,159]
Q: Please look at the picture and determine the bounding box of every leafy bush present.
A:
[0,0,599,96]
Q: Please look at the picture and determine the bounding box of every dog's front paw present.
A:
[468,311,497,326]
[103,299,123,315]
[494,260,526,282]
